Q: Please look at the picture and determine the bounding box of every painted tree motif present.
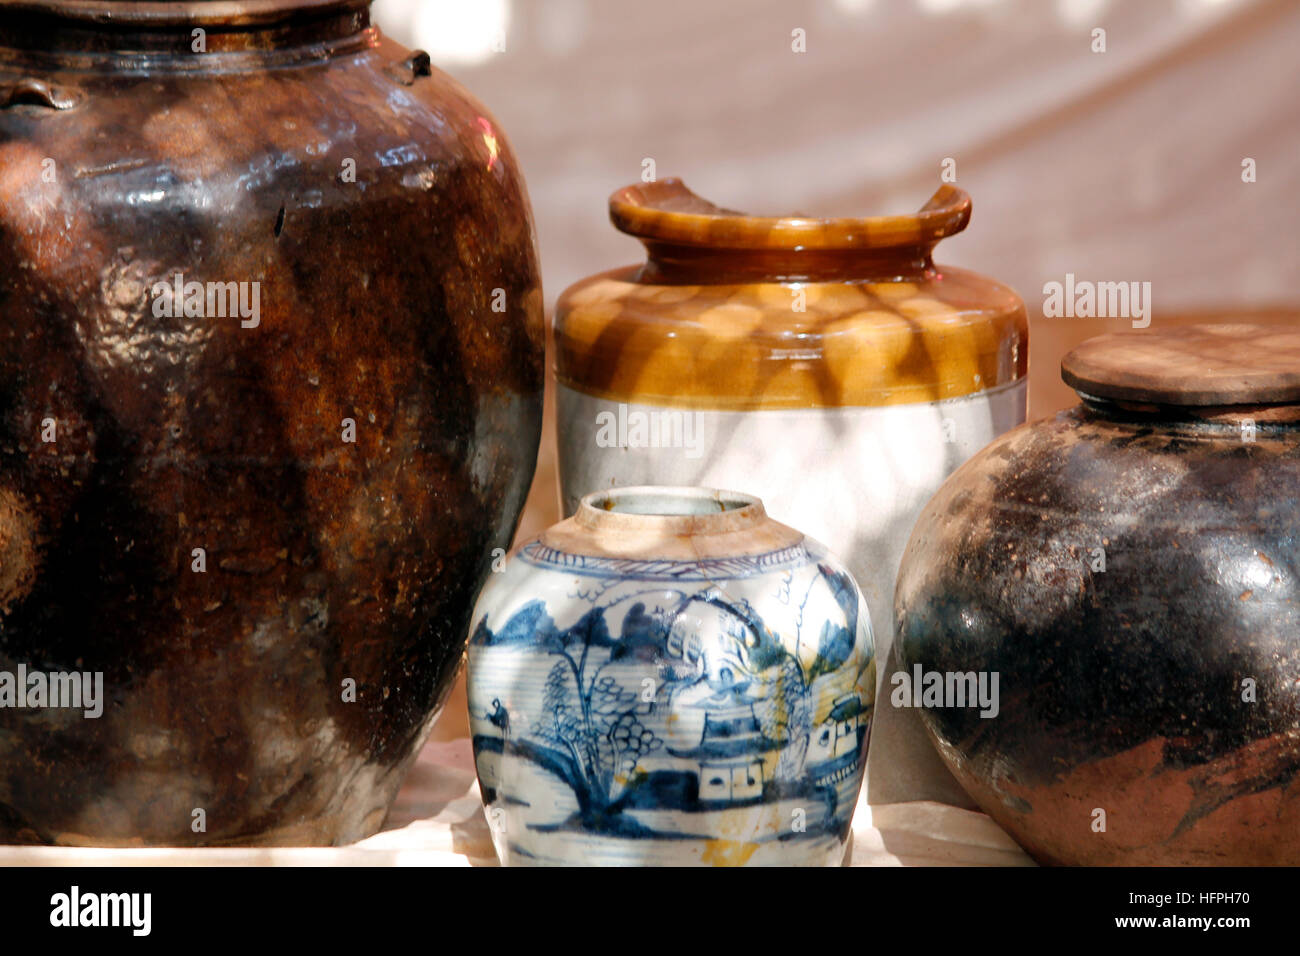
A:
[528,607,666,818]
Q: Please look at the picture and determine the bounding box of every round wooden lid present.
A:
[1062,324,1300,406]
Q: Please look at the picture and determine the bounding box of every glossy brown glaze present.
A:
[896,325,1300,865]
[0,0,543,845]
[555,180,1026,410]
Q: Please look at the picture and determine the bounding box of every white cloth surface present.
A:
[0,738,1033,866]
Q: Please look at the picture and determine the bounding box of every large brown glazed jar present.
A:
[0,0,543,845]
[554,179,1026,805]
[896,325,1300,865]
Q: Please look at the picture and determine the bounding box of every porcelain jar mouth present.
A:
[575,486,766,537]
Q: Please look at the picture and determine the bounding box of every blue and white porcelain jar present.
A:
[467,486,875,866]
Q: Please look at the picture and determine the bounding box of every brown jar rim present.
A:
[609,179,971,252]
[0,0,366,26]
[0,0,373,62]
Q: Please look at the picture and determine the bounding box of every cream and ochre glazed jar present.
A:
[554,180,1027,805]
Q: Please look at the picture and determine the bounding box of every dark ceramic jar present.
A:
[895,324,1300,865]
[0,0,543,845]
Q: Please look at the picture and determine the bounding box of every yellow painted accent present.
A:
[701,839,762,867]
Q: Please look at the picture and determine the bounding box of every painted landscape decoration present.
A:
[468,539,875,865]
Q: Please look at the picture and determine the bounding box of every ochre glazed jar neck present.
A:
[611,178,969,285]
[637,242,937,285]
[0,0,371,62]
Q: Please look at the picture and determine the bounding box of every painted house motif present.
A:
[806,693,866,785]
[668,705,782,805]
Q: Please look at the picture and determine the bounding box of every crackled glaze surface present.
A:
[0,1,542,845]
[467,488,875,866]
